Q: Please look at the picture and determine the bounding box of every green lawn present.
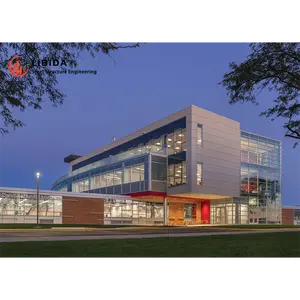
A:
[1,232,299,257]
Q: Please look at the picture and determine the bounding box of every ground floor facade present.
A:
[1,187,281,226]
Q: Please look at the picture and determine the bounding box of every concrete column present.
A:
[163,197,168,225]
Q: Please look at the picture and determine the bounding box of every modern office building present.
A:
[50,105,282,225]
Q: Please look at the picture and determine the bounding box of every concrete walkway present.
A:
[0,229,298,243]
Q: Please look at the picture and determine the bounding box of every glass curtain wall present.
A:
[210,198,248,225]
[0,192,62,224]
[104,199,164,225]
[240,131,281,224]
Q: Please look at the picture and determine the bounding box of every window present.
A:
[124,164,145,184]
[168,161,186,187]
[114,169,122,185]
[100,174,107,188]
[152,162,167,181]
[167,128,186,155]
[197,124,203,146]
[184,204,196,219]
[197,163,202,185]
[124,167,131,184]
[131,165,141,182]
[106,172,114,187]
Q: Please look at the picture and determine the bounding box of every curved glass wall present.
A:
[53,127,187,194]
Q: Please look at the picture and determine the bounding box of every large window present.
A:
[152,161,167,181]
[197,124,203,146]
[72,178,89,192]
[124,167,131,184]
[167,128,186,155]
[168,161,186,187]
[114,169,122,185]
[197,163,203,185]
[124,164,145,184]
[184,204,196,219]
[0,192,62,221]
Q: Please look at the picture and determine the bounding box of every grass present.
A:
[0,232,299,257]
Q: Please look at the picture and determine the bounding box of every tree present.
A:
[0,43,140,135]
[220,43,300,147]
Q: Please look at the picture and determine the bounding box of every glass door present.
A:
[216,207,226,224]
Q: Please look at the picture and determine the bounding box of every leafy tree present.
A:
[220,43,300,147]
[0,43,140,135]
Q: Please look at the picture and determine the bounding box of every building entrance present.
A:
[215,207,226,224]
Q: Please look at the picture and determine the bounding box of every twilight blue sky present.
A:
[0,43,299,205]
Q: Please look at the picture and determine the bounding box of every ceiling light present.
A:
[168,138,172,141]
[175,147,180,150]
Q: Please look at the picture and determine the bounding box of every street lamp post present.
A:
[35,172,41,224]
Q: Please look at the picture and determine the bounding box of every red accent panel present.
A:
[124,191,167,197]
[201,200,210,224]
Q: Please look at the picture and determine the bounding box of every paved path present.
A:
[0,229,298,243]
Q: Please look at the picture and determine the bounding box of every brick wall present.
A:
[62,196,104,225]
[282,208,294,225]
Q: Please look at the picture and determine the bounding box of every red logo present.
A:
[8,55,30,77]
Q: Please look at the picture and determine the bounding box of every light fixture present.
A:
[35,171,41,179]
[168,138,172,141]
[175,147,180,150]
[156,142,161,145]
